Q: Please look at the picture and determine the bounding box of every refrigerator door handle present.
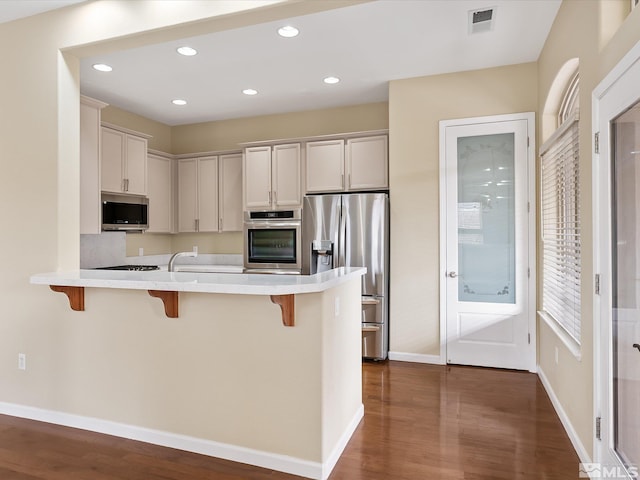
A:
[338,202,346,268]
[361,297,381,305]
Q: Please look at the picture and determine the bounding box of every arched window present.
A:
[540,62,581,348]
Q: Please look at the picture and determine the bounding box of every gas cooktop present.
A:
[95,265,159,271]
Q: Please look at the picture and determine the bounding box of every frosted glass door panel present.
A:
[611,101,640,472]
[457,133,515,304]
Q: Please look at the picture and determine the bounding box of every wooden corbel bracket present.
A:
[270,294,295,327]
[50,285,85,311]
[148,290,179,318]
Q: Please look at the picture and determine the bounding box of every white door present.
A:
[440,113,535,372]
[594,43,640,479]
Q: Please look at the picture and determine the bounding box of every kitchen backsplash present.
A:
[80,232,127,268]
[80,232,242,268]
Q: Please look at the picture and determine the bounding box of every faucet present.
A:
[168,251,198,272]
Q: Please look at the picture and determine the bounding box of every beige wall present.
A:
[388,63,538,356]
[171,102,389,153]
[536,0,640,459]
[102,105,172,152]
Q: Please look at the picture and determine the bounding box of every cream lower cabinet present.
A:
[244,143,301,210]
[178,156,218,233]
[306,135,388,193]
[101,126,149,195]
[147,154,174,233]
[80,96,107,234]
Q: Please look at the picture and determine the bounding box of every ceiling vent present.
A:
[469,7,496,34]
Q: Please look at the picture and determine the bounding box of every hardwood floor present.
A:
[0,361,579,479]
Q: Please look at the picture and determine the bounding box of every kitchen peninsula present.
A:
[29,267,365,480]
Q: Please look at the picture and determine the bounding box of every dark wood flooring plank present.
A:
[0,361,579,479]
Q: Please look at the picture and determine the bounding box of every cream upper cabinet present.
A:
[178,158,198,233]
[219,153,243,232]
[197,156,219,232]
[147,154,174,233]
[101,125,148,195]
[345,135,388,191]
[244,143,301,210]
[273,143,302,207]
[178,156,219,233]
[80,96,107,234]
[243,146,272,209]
[306,139,345,193]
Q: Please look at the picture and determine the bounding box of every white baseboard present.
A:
[321,404,364,480]
[537,366,591,464]
[388,351,445,364]
[0,401,359,480]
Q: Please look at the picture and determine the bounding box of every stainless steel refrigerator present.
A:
[302,193,389,360]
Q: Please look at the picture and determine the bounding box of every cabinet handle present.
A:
[341,174,344,189]
[219,217,223,231]
[348,174,351,190]
[195,219,199,232]
[269,191,272,205]
[274,190,277,205]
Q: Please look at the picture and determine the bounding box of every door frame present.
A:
[438,112,537,371]
[592,39,640,471]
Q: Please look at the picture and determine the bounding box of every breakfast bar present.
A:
[29,267,365,480]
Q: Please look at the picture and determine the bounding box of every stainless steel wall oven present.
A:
[243,210,302,274]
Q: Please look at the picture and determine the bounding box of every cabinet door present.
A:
[219,153,243,232]
[178,159,198,232]
[244,146,272,209]
[346,135,388,191]
[197,156,219,232]
[273,143,301,207]
[101,127,125,193]
[80,101,102,234]
[125,135,147,195]
[306,140,344,193]
[147,155,173,233]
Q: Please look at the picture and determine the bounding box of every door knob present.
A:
[633,343,640,353]
[448,271,458,278]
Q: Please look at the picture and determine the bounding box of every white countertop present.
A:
[30,267,366,296]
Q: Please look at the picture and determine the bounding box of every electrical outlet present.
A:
[555,347,559,365]
[138,247,144,256]
[192,245,198,254]
[335,297,340,317]
[18,353,26,371]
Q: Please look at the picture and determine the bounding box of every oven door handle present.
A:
[244,221,301,228]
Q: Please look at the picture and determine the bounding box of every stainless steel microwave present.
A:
[243,209,302,274]
[101,193,149,231]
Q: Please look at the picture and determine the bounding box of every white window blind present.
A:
[540,112,581,343]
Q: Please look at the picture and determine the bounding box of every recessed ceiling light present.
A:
[176,46,197,56]
[242,88,258,96]
[92,63,112,72]
[172,99,187,106]
[278,25,299,38]
[323,76,340,84]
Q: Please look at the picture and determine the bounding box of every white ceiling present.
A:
[6,0,562,126]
